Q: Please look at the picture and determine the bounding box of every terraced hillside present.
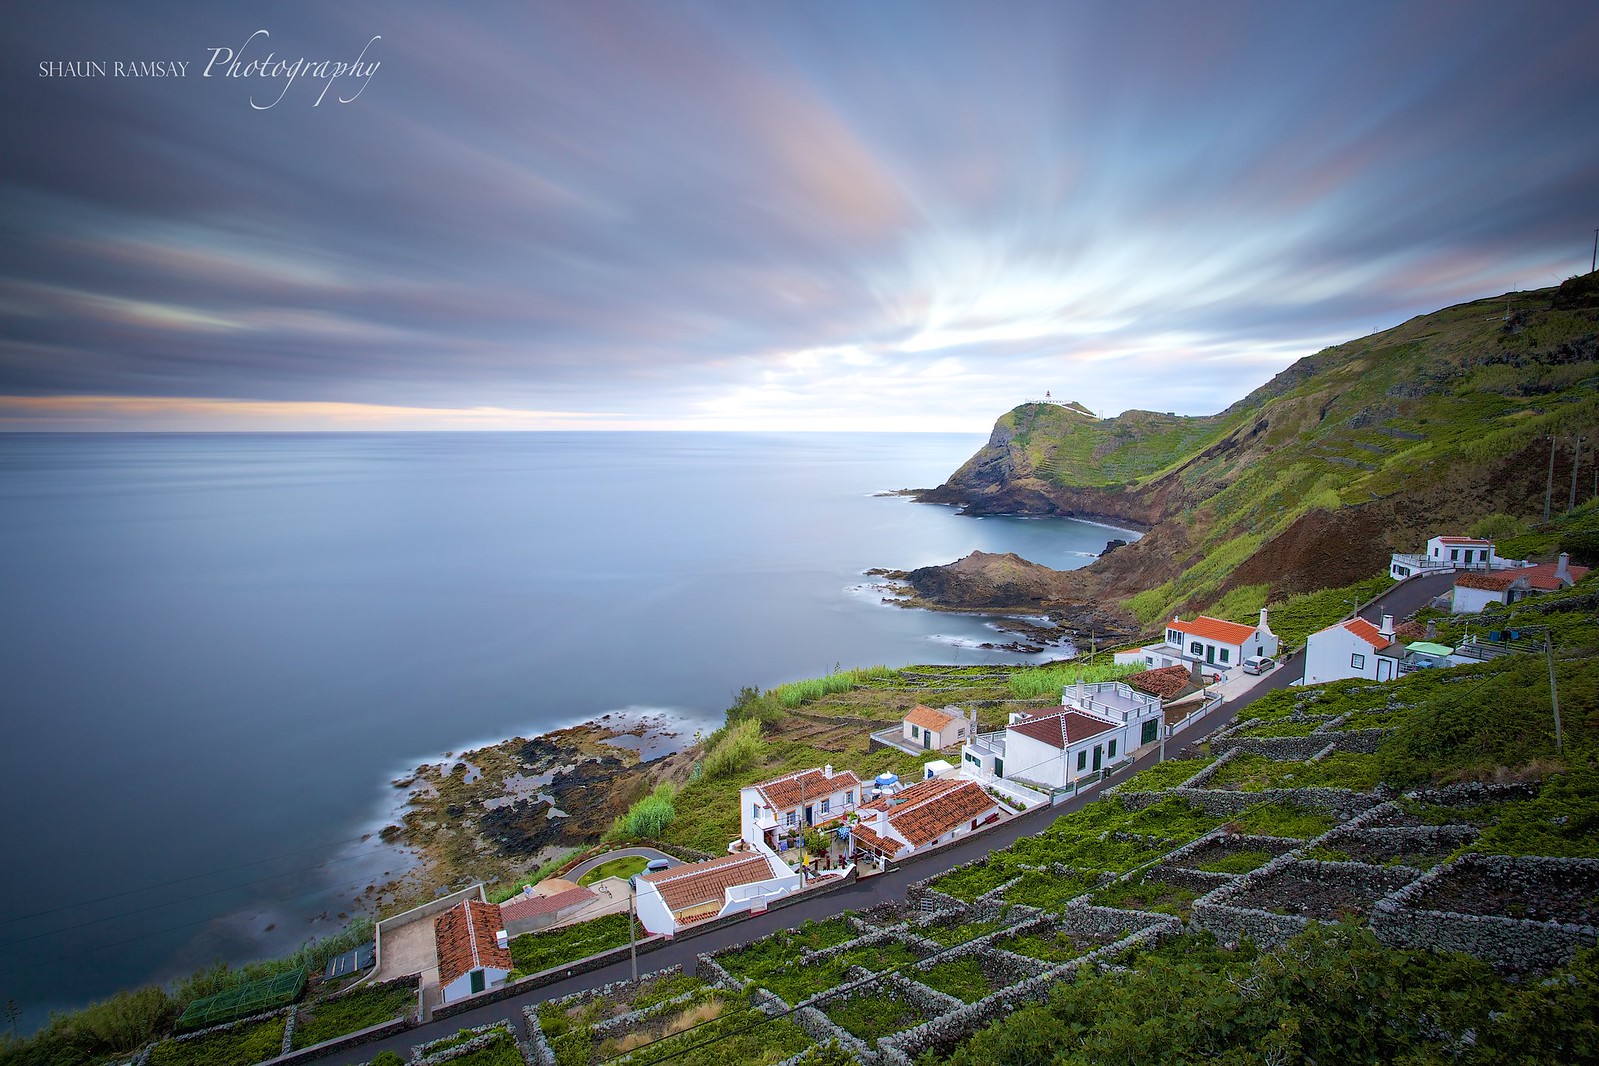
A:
[918,274,1599,625]
[526,582,1598,1066]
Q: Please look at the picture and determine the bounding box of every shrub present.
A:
[702,719,765,780]
[607,784,677,841]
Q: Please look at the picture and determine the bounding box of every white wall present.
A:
[1003,731,1068,789]
[633,883,678,938]
[1451,584,1506,614]
[1304,626,1379,685]
[441,966,509,1005]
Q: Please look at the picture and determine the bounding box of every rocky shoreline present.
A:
[366,710,701,914]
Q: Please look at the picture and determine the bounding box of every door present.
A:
[994,757,1004,778]
[923,730,932,750]
[1205,645,1215,664]
[804,804,813,826]
[1141,719,1158,745]
[1092,745,1103,772]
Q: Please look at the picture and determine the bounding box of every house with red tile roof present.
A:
[848,777,999,860]
[739,765,864,850]
[961,677,1167,790]
[1304,614,1405,684]
[633,848,800,937]
[1115,609,1279,672]
[497,880,598,936]
[1452,554,1589,614]
[900,704,973,752]
[433,898,513,1004]
[1390,535,1528,579]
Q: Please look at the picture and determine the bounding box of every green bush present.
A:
[509,913,635,975]
[292,981,416,1049]
[702,718,765,780]
[607,784,677,841]
[148,1016,286,1066]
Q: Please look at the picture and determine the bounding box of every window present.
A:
[1145,656,1154,666]
[1167,629,1179,645]
[1351,653,1365,669]
[752,803,759,821]
[1076,750,1087,771]
[785,811,797,827]
[910,724,920,739]
[820,798,830,814]
[844,790,854,805]
[1219,649,1230,663]
[1108,739,1117,758]
[1451,548,1460,562]
[1190,641,1203,655]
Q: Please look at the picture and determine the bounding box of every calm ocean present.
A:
[0,432,1132,1028]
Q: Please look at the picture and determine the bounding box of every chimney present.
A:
[1258,607,1275,636]
[1379,614,1395,639]
[823,764,833,779]
[1425,619,1437,641]
[1557,553,1572,584]
[495,929,508,950]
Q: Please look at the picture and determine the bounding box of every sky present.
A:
[3,1,1598,433]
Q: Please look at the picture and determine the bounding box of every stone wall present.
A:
[1372,853,1599,972]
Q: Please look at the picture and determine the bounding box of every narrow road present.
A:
[562,846,677,882]
[314,572,1453,1063]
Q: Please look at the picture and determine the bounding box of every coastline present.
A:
[363,708,705,915]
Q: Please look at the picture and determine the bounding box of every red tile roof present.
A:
[1521,561,1589,590]
[751,767,863,811]
[1125,665,1192,699]
[904,705,959,731]
[878,778,997,848]
[1168,615,1257,645]
[1007,709,1118,750]
[638,852,775,914]
[1435,536,1492,545]
[434,899,512,987]
[1342,617,1393,650]
[1393,620,1427,642]
[498,885,596,924]
[1455,571,1518,592]
[847,821,894,855]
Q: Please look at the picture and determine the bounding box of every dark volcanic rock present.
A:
[479,798,565,857]
[1101,538,1128,556]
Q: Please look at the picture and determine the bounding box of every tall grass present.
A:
[775,666,896,708]
[701,718,765,780]
[1008,661,1140,700]
[606,783,677,841]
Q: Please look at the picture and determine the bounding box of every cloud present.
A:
[3,1,1598,430]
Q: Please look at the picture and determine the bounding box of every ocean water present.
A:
[0,432,1133,1029]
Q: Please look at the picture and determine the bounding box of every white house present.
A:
[1452,554,1589,613]
[739,765,864,850]
[434,898,512,1004]
[845,777,1000,862]
[900,705,972,751]
[1303,615,1403,684]
[961,679,1164,790]
[633,848,800,937]
[1116,610,1279,671]
[1391,536,1509,579]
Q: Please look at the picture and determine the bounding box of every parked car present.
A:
[1242,656,1276,675]
[644,858,671,873]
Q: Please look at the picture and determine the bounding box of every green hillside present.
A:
[929,274,1599,624]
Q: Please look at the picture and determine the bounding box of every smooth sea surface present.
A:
[0,432,1135,1029]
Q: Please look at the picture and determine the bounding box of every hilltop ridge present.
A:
[915,275,1599,627]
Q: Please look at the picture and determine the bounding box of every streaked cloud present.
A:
[2,1,1597,431]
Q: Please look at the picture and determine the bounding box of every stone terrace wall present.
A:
[1373,853,1599,972]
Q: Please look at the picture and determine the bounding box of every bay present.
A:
[0,431,1133,1029]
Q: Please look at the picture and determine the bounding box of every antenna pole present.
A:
[1592,227,1597,273]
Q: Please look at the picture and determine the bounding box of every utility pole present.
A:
[1570,435,1583,513]
[1592,227,1597,274]
[1546,636,1564,754]
[627,885,638,982]
[1545,436,1557,522]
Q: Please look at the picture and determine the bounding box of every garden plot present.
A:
[1408,855,1599,924]
[819,986,938,1044]
[993,925,1119,964]
[1090,874,1204,919]
[531,981,815,1066]
[1165,833,1299,874]
[1223,860,1419,921]
[1305,825,1478,869]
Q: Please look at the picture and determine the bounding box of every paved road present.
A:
[314,572,1450,1063]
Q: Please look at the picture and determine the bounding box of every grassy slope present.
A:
[944,276,1599,624]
